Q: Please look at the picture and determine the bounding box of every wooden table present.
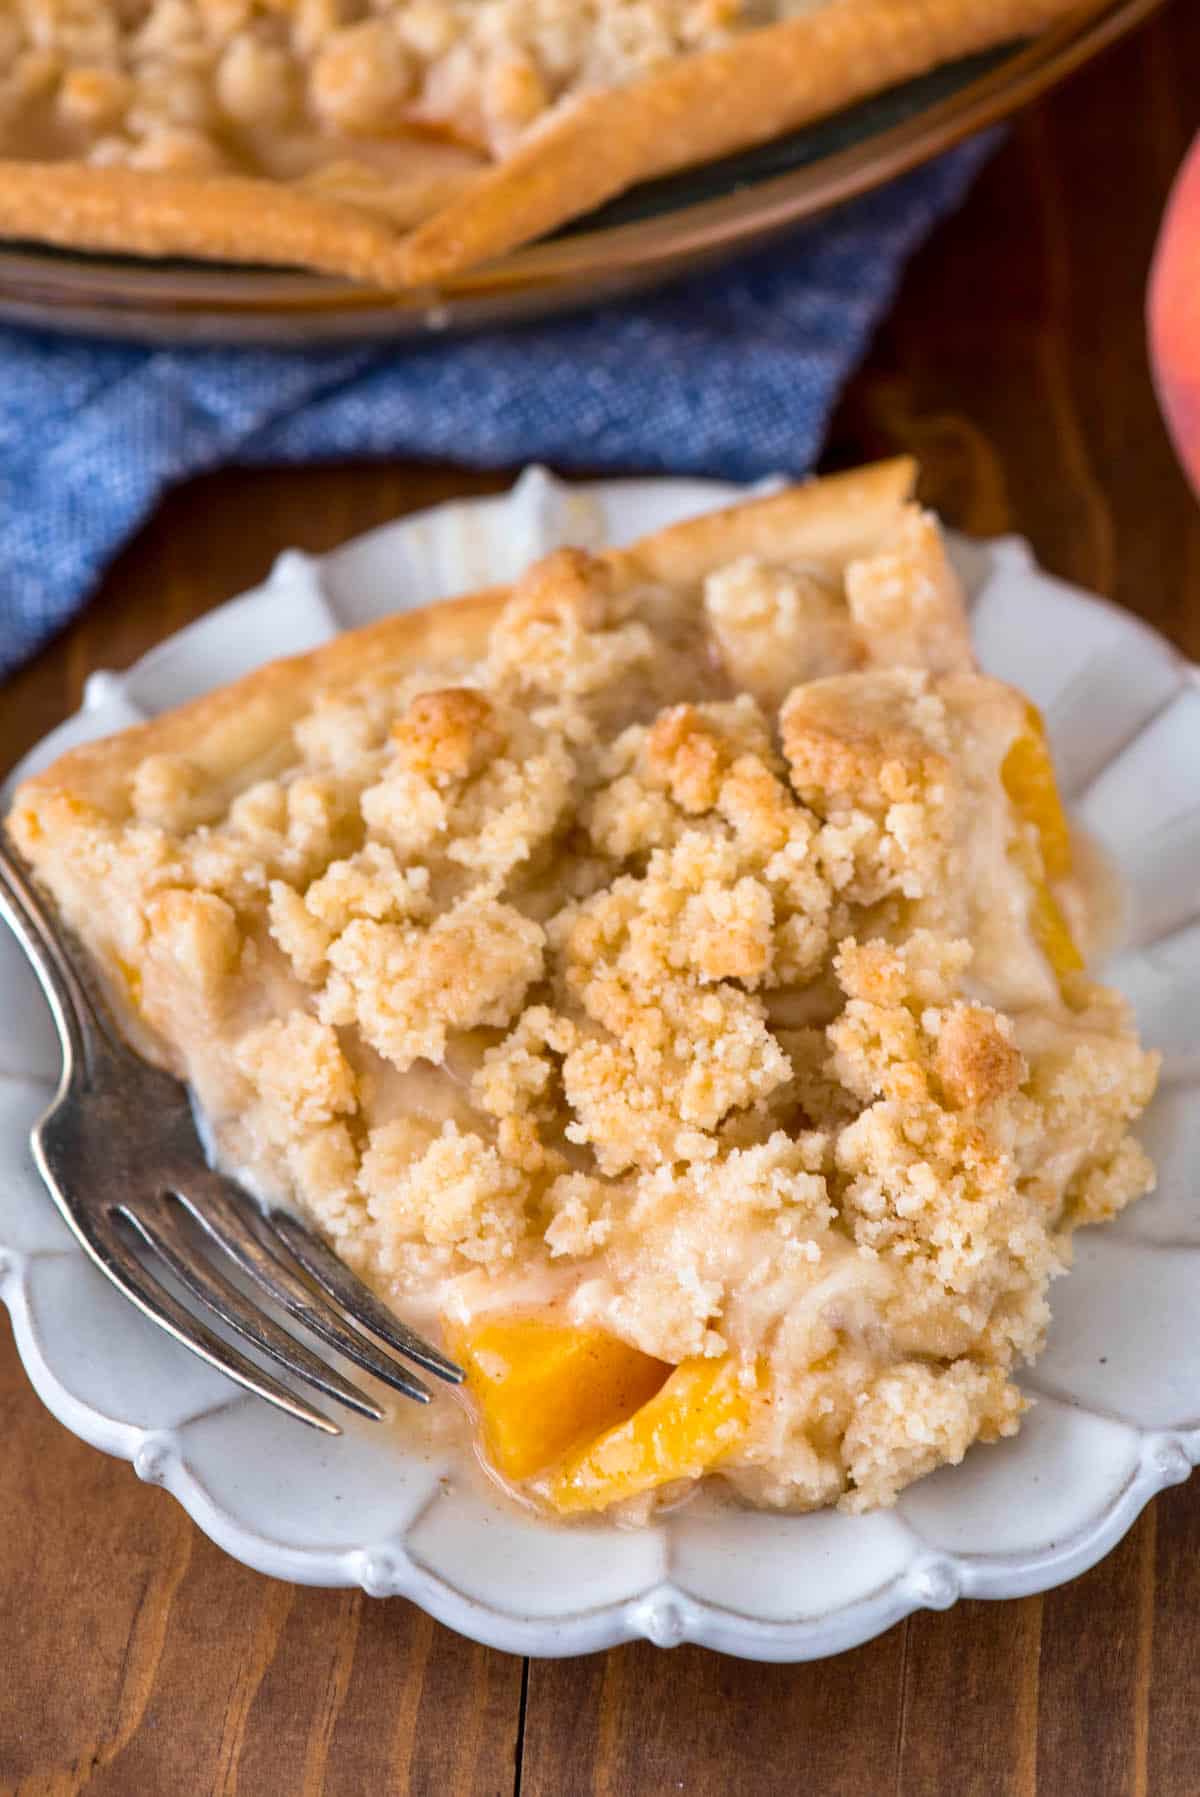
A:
[2,7,1198,1792]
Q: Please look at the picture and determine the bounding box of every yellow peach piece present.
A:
[1027,880,1084,978]
[115,955,144,1013]
[1001,704,1072,880]
[1001,706,1083,977]
[450,1318,670,1482]
[545,1354,755,1516]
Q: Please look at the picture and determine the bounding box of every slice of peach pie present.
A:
[9,460,1158,1521]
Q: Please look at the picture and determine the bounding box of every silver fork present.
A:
[0,829,462,1435]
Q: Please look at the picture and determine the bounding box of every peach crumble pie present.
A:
[8,459,1158,1520]
[0,0,1083,285]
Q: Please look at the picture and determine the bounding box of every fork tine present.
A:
[83,1216,341,1436]
[120,1198,387,1423]
[266,1207,464,1384]
[170,1171,434,1404]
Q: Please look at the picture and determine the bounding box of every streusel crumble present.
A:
[0,1,1083,284]
[10,461,1158,1519]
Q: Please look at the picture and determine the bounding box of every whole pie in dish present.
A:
[8,459,1159,1520]
[0,0,1088,286]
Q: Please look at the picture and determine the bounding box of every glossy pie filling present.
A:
[10,492,1158,1521]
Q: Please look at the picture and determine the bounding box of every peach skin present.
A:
[1149,133,1200,498]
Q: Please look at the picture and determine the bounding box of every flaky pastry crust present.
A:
[12,457,916,823]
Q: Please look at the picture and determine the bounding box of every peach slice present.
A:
[1001,704,1083,979]
[545,1355,756,1517]
[1001,703,1072,881]
[1024,879,1083,982]
[449,1318,670,1482]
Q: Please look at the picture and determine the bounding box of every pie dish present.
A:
[0,0,1162,343]
[6,459,1161,1526]
[0,0,1095,287]
[0,467,1196,1655]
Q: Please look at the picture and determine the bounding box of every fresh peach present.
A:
[1149,132,1200,496]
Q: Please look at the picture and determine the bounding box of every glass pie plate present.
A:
[1,469,1198,1661]
[0,0,1164,345]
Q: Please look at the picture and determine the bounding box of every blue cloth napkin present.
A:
[0,135,994,680]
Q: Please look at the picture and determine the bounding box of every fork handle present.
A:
[0,829,98,1081]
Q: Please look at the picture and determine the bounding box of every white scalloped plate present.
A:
[2,470,1197,1661]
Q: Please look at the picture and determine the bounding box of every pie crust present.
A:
[0,0,1091,287]
[7,460,1160,1518]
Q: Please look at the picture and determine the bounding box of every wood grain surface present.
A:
[2,4,1199,1791]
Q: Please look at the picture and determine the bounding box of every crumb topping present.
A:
[23,501,1159,1516]
[0,0,833,190]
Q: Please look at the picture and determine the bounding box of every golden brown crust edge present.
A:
[398,0,1090,284]
[8,457,916,847]
[0,161,472,287]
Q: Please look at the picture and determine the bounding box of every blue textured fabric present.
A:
[0,135,994,678]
